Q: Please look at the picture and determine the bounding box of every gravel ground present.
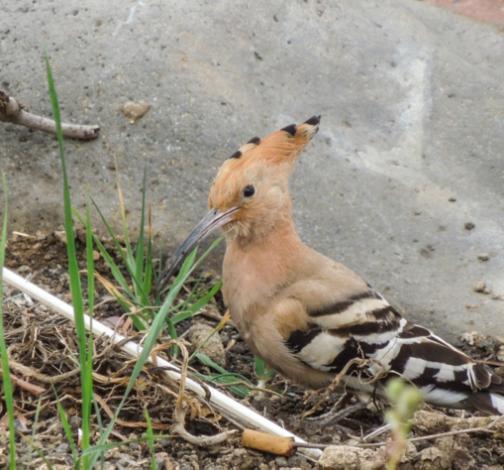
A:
[1,231,503,469]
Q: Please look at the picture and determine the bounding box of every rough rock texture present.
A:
[319,445,382,469]
[187,322,226,367]
[1,0,503,339]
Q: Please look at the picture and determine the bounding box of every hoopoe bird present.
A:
[166,116,504,415]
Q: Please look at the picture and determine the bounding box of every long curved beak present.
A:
[158,207,238,290]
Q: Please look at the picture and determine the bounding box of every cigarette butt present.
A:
[241,429,296,456]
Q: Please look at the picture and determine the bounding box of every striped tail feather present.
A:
[370,322,504,414]
[464,381,504,415]
[488,393,504,414]
[284,287,503,414]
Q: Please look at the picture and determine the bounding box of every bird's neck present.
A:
[222,215,309,314]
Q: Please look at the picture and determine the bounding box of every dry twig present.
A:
[0,368,45,396]
[93,393,171,431]
[357,415,504,448]
[0,90,99,140]
[170,339,237,446]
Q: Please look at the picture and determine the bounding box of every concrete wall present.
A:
[1,0,503,339]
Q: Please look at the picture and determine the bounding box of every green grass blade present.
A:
[31,397,43,440]
[91,230,147,329]
[143,225,153,301]
[46,57,94,466]
[134,168,147,302]
[171,280,221,325]
[90,197,129,260]
[56,399,79,463]
[89,240,219,467]
[91,198,147,303]
[144,408,157,470]
[193,352,252,398]
[45,57,86,365]
[254,356,275,382]
[0,174,16,468]
[93,237,134,298]
[85,203,95,317]
[81,202,96,458]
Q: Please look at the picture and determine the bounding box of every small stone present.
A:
[464,222,475,231]
[465,304,479,310]
[473,281,488,294]
[477,253,490,262]
[473,281,490,294]
[319,445,381,469]
[274,457,288,466]
[188,322,226,366]
[121,100,151,124]
[56,442,70,453]
[448,197,457,202]
[460,331,485,346]
[54,230,67,244]
[401,441,417,463]
[497,345,504,362]
[416,446,449,470]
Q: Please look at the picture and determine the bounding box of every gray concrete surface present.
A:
[1,0,503,340]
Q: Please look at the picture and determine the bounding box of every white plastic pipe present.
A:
[2,267,321,457]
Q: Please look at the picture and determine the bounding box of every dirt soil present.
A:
[1,231,504,469]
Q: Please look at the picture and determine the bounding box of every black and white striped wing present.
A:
[285,289,403,375]
[284,289,504,414]
[378,323,504,413]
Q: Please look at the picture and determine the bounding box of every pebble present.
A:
[477,253,490,262]
[416,446,450,469]
[473,281,490,294]
[319,445,379,469]
[121,100,151,124]
[275,457,288,466]
[56,443,70,453]
[464,222,475,231]
[188,322,227,366]
[497,345,504,362]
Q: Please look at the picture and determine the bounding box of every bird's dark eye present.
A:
[243,185,255,198]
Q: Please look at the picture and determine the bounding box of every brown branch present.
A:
[356,413,504,449]
[171,339,238,446]
[0,90,99,140]
[93,393,171,431]
[7,355,129,386]
[0,367,45,396]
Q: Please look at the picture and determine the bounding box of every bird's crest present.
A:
[208,116,321,209]
[226,115,321,166]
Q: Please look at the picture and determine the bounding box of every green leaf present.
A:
[46,57,94,466]
[89,240,219,467]
[194,352,252,398]
[0,174,16,468]
[56,399,79,463]
[144,408,157,470]
[171,281,222,325]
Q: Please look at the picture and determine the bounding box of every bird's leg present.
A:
[305,392,354,421]
[317,401,368,426]
[360,423,393,442]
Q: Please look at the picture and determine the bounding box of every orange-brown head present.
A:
[162,116,320,281]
